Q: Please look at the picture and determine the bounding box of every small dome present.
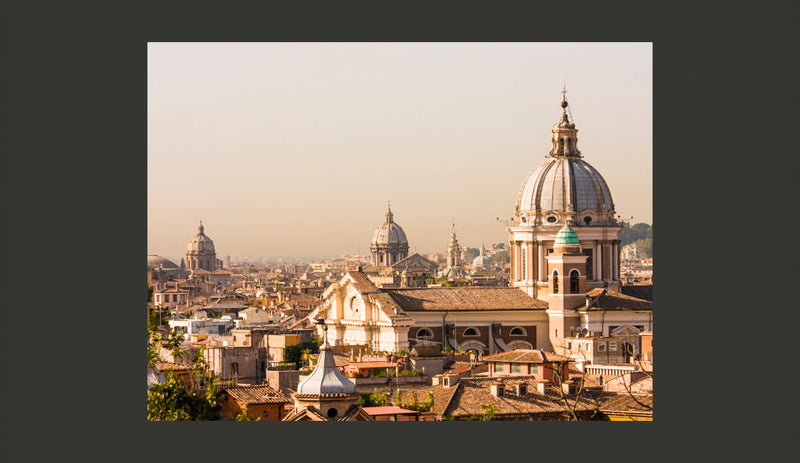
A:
[371,206,408,246]
[555,225,580,245]
[147,255,179,269]
[473,255,493,267]
[186,222,216,254]
[296,342,355,395]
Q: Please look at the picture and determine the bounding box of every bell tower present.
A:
[545,222,587,354]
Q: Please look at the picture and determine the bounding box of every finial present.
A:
[561,85,568,108]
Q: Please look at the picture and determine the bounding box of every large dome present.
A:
[514,98,616,226]
[186,222,215,254]
[371,207,408,246]
[147,255,179,270]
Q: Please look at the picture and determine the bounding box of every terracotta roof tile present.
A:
[385,287,547,311]
[224,385,291,405]
[482,349,571,364]
[585,289,653,311]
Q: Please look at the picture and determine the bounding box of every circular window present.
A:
[547,216,557,223]
[584,216,592,224]
[327,407,338,418]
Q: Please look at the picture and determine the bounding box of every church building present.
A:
[311,94,652,361]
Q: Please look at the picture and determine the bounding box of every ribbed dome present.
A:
[473,255,493,267]
[186,222,215,254]
[554,225,579,245]
[517,157,613,214]
[371,206,408,246]
[147,255,179,269]
[296,342,355,395]
[514,97,615,225]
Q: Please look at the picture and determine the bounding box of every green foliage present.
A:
[493,250,510,263]
[236,409,257,421]
[621,223,653,246]
[359,387,391,407]
[146,362,222,421]
[350,372,364,378]
[396,390,434,412]
[468,404,499,421]
[464,247,480,262]
[398,369,424,377]
[631,238,653,257]
[147,285,154,303]
[283,340,322,366]
[493,242,505,250]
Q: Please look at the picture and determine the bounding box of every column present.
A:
[595,243,601,281]
[538,242,545,282]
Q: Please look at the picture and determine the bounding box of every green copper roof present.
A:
[555,225,579,245]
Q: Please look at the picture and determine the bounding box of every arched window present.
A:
[416,328,434,339]
[509,327,527,336]
[552,270,559,293]
[463,327,480,337]
[570,270,580,294]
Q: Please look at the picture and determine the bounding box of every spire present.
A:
[385,201,393,223]
[549,89,581,157]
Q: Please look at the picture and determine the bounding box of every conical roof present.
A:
[296,334,355,395]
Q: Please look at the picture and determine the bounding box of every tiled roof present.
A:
[620,284,653,302]
[594,392,653,414]
[399,377,597,419]
[346,271,381,293]
[362,406,420,416]
[224,385,291,405]
[584,289,653,311]
[385,287,548,311]
[482,349,572,364]
[347,361,396,369]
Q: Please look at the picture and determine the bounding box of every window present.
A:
[552,270,559,293]
[570,270,579,294]
[609,342,617,352]
[522,250,527,280]
[495,362,504,374]
[511,363,521,374]
[463,327,479,337]
[509,327,526,336]
[416,328,433,339]
[567,341,572,350]
[529,364,538,375]
[598,342,607,352]
[585,343,590,351]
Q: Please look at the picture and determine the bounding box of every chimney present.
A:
[536,380,549,395]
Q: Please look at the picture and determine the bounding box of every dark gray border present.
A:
[2,0,797,461]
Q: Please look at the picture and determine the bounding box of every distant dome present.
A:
[147,255,179,270]
[472,244,493,267]
[371,206,408,246]
[186,222,216,254]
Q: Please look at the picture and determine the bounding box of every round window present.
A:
[547,216,557,223]
[584,216,592,224]
[327,408,338,418]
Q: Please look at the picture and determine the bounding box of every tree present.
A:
[493,243,505,250]
[147,326,222,420]
[493,250,510,264]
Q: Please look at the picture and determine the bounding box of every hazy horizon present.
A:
[148,42,652,261]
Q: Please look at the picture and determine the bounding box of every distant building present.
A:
[185,221,221,272]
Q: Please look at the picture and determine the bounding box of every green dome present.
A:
[555,225,579,245]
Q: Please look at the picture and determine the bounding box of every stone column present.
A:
[539,241,547,281]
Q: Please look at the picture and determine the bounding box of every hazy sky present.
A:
[148,42,652,261]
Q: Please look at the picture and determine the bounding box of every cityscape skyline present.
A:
[148,42,652,260]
